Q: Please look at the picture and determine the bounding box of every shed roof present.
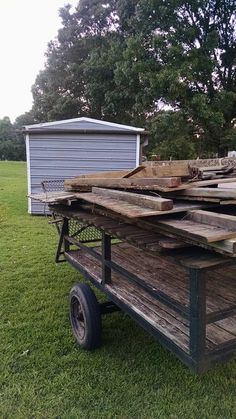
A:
[24,117,145,134]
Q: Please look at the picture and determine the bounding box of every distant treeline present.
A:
[0,117,26,161]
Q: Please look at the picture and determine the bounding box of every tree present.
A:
[30,1,157,125]
[147,110,198,159]
[133,0,236,153]
[0,117,26,161]
[31,1,120,122]
[30,0,236,155]
[14,111,37,127]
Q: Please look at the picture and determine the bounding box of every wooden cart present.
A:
[49,204,236,373]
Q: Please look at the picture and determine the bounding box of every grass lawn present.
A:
[1,161,236,419]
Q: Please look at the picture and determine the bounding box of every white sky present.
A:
[0,0,78,122]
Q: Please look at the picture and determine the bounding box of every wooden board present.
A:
[210,238,236,254]
[130,165,190,178]
[64,176,182,191]
[190,165,229,172]
[64,176,236,193]
[137,216,236,257]
[188,210,236,231]
[92,187,173,211]
[166,195,222,203]
[69,192,176,218]
[166,194,236,205]
[171,178,236,192]
[145,157,236,169]
[220,200,236,205]
[70,166,144,180]
[156,218,236,243]
[175,187,236,199]
[72,193,211,219]
[29,191,77,203]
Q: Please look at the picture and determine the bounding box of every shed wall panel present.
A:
[28,133,138,214]
[29,134,136,146]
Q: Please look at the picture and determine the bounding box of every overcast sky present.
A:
[0,0,78,122]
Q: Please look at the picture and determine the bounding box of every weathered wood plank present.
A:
[63,176,236,193]
[110,244,234,312]
[188,210,236,231]
[145,157,236,169]
[153,218,236,243]
[73,193,211,218]
[70,192,174,218]
[220,200,236,205]
[162,177,236,192]
[167,195,221,203]
[68,169,129,179]
[29,191,76,203]
[210,238,236,254]
[92,187,173,211]
[175,187,236,199]
[137,216,236,257]
[64,176,182,190]
[214,316,236,337]
[70,166,144,180]
[191,165,230,172]
[130,165,190,178]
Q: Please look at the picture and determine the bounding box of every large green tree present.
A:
[30,0,236,155]
[130,0,236,153]
[31,1,120,121]
[31,0,158,125]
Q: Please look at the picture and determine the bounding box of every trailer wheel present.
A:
[69,283,101,350]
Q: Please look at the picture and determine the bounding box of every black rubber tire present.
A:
[69,283,101,350]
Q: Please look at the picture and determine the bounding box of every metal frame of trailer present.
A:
[49,205,236,373]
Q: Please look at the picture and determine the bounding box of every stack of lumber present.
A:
[64,161,236,191]
[30,157,236,257]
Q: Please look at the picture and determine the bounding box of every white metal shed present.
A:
[24,117,145,214]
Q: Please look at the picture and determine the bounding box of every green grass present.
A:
[0,161,236,419]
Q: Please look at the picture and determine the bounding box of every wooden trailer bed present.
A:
[51,205,236,373]
[66,243,236,353]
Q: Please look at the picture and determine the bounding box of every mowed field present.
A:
[1,161,236,419]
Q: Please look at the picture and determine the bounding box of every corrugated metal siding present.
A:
[29,133,137,214]
[33,121,132,131]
